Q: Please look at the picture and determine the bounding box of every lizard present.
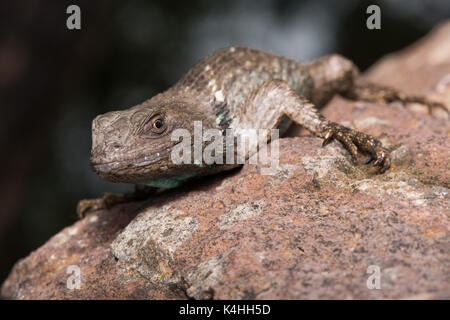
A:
[77,46,448,217]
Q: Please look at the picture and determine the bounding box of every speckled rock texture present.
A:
[2,22,449,300]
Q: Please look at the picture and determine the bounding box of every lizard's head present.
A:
[90,97,215,184]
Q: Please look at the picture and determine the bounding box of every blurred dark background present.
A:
[1,0,449,284]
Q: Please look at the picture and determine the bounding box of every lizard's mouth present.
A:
[91,154,164,174]
[90,152,193,184]
[91,161,125,174]
[90,157,161,183]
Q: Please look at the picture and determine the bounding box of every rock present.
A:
[2,22,449,300]
[0,202,186,299]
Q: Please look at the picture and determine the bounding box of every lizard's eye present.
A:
[143,115,167,135]
[153,119,163,129]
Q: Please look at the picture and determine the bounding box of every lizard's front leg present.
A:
[76,185,156,218]
[307,54,449,116]
[235,80,390,172]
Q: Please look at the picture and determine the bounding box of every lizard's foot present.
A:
[322,122,391,173]
[401,95,449,117]
[76,185,157,218]
[76,193,127,218]
[348,82,449,118]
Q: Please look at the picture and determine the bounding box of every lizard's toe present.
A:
[322,126,358,163]
[399,95,449,118]
[427,101,449,118]
[76,193,127,219]
[76,198,107,218]
[362,154,373,164]
[371,147,391,173]
[321,122,390,173]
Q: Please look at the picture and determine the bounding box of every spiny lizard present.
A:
[77,46,447,216]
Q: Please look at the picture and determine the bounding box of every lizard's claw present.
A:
[322,123,391,173]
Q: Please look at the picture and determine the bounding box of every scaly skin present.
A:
[79,46,447,217]
[90,47,316,183]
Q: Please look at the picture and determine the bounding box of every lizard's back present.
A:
[169,46,314,128]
